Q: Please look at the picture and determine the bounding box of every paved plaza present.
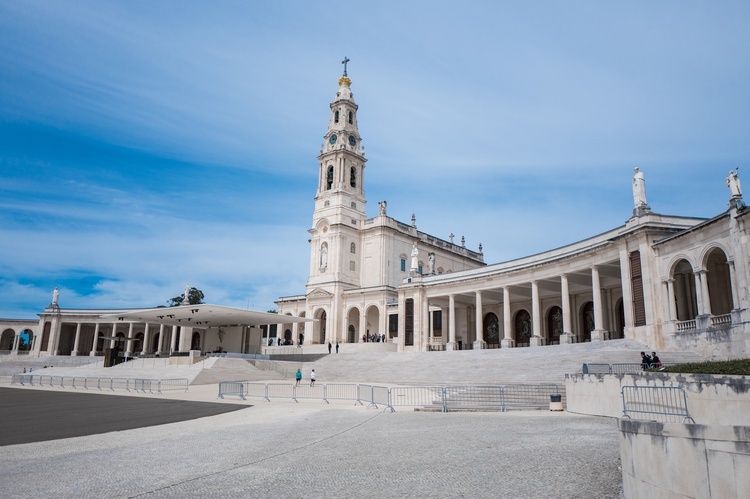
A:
[0,384,623,498]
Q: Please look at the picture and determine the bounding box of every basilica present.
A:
[274,66,750,359]
[1,67,748,360]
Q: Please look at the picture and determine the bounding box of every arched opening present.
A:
[0,329,14,351]
[151,332,160,353]
[581,302,594,342]
[134,332,144,354]
[350,166,356,188]
[19,329,33,351]
[484,313,500,347]
[672,259,699,320]
[284,328,292,344]
[41,322,51,352]
[314,309,327,344]
[348,111,353,124]
[191,331,201,351]
[705,248,733,315]
[365,305,381,342]
[347,307,360,343]
[334,110,339,123]
[514,310,531,347]
[615,299,625,339]
[547,306,563,345]
[326,166,334,190]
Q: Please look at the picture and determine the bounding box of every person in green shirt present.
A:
[295,369,302,386]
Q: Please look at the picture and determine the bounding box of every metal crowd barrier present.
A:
[217,381,561,413]
[621,385,695,423]
[10,374,187,394]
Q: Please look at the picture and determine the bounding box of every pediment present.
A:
[307,288,333,298]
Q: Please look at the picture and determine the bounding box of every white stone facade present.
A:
[276,70,750,359]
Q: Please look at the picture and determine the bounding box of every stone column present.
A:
[90,323,100,356]
[560,275,574,344]
[110,323,118,349]
[125,323,135,357]
[693,272,705,316]
[530,281,544,346]
[142,323,151,355]
[422,297,430,351]
[591,266,607,340]
[397,293,406,352]
[618,248,635,333]
[72,322,82,356]
[447,294,457,350]
[666,279,677,321]
[501,287,514,348]
[170,325,178,353]
[727,260,738,310]
[156,324,165,355]
[473,291,486,349]
[698,270,711,315]
[12,333,20,352]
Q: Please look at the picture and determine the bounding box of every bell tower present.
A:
[308,58,367,286]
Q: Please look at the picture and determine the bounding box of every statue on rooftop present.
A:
[410,243,419,272]
[52,287,59,305]
[632,167,647,207]
[727,168,742,198]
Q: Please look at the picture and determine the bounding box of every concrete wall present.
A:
[619,419,750,498]
[565,372,750,426]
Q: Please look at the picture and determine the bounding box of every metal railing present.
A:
[218,381,561,413]
[10,374,188,394]
[582,362,673,374]
[621,385,695,423]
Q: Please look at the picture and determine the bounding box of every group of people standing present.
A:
[640,351,662,370]
[363,333,386,343]
[295,368,315,386]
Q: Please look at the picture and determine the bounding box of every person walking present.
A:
[335,341,339,353]
[328,342,332,354]
[310,369,316,386]
[295,368,302,386]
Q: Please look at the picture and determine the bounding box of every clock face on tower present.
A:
[348,135,356,146]
[329,134,338,145]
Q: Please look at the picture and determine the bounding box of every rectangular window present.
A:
[350,261,355,271]
[432,310,442,336]
[405,299,414,346]
[630,250,646,327]
[400,259,406,272]
[389,314,398,333]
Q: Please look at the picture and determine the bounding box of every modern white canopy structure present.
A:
[100,304,314,329]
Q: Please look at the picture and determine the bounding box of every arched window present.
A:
[348,111,353,124]
[547,306,563,344]
[334,110,339,123]
[326,166,334,190]
[350,166,356,187]
[350,242,356,254]
[484,313,500,345]
[514,310,532,345]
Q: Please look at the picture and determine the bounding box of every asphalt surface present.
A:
[0,387,246,446]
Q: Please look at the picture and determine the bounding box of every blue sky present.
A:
[1,1,749,319]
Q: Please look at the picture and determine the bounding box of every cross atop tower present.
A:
[341,56,350,76]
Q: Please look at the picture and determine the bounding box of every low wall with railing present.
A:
[619,419,750,498]
[218,382,561,412]
[11,374,188,394]
[565,372,750,425]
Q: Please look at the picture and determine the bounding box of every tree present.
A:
[167,287,205,307]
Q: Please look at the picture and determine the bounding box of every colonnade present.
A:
[402,264,621,351]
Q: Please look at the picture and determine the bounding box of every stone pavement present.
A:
[0,396,623,498]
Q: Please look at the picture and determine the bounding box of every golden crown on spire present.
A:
[338,75,352,87]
